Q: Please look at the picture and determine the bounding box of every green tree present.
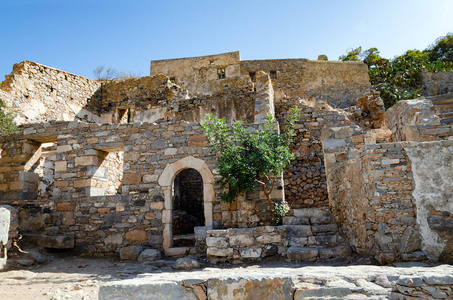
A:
[0,98,18,135]
[201,108,300,224]
[339,47,362,61]
[427,33,453,62]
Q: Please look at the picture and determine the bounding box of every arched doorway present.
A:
[172,168,204,247]
[158,156,214,255]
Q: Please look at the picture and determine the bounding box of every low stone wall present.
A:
[206,226,285,263]
[384,99,452,142]
[0,61,101,124]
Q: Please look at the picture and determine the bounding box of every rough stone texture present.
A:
[0,207,10,269]
[384,99,452,142]
[174,257,200,270]
[207,223,349,263]
[207,276,294,300]
[405,141,453,261]
[422,69,453,96]
[100,280,199,300]
[322,99,453,263]
[119,246,143,260]
[0,61,101,124]
[98,265,453,300]
[137,249,161,263]
[150,51,241,94]
[277,99,354,208]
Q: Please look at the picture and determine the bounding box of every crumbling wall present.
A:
[322,120,453,263]
[241,59,371,108]
[422,69,453,96]
[323,126,422,263]
[384,99,452,142]
[150,51,241,94]
[97,74,260,124]
[0,61,101,124]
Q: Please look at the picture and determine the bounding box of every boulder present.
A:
[138,249,161,263]
[120,246,143,260]
[174,257,200,270]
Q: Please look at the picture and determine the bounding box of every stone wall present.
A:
[241,59,371,108]
[276,98,353,208]
[384,99,452,142]
[96,73,263,125]
[150,51,241,94]
[322,121,453,263]
[422,69,453,96]
[0,61,101,124]
[0,120,284,256]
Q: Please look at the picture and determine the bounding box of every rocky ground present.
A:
[0,250,452,300]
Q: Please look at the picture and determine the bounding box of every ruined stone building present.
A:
[0,51,452,265]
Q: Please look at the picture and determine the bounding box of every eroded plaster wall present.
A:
[0,61,101,124]
[405,141,453,261]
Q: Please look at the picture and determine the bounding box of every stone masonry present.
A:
[0,51,452,264]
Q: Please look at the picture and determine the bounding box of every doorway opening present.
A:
[172,168,204,247]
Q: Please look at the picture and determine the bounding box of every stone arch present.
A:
[158,156,214,252]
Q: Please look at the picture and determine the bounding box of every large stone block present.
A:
[125,230,147,242]
[207,276,293,300]
[287,246,318,262]
[100,280,198,300]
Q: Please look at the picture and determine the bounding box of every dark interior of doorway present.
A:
[173,168,204,247]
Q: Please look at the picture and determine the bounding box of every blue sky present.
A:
[1,0,452,80]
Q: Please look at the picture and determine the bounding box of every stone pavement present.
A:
[100,263,453,299]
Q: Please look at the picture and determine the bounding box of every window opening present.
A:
[170,77,176,83]
[217,68,226,79]
[249,72,256,82]
[270,70,277,80]
[210,60,214,65]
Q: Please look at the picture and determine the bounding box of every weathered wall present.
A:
[97,74,261,125]
[150,51,241,94]
[422,69,453,96]
[241,59,371,108]
[0,61,101,124]
[384,99,452,142]
[323,122,453,263]
[405,141,453,261]
[276,98,353,208]
[0,120,283,256]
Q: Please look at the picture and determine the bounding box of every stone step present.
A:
[287,245,352,262]
[438,111,453,119]
[288,232,347,248]
[283,215,334,226]
[431,98,453,105]
[283,223,339,236]
[290,207,331,218]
